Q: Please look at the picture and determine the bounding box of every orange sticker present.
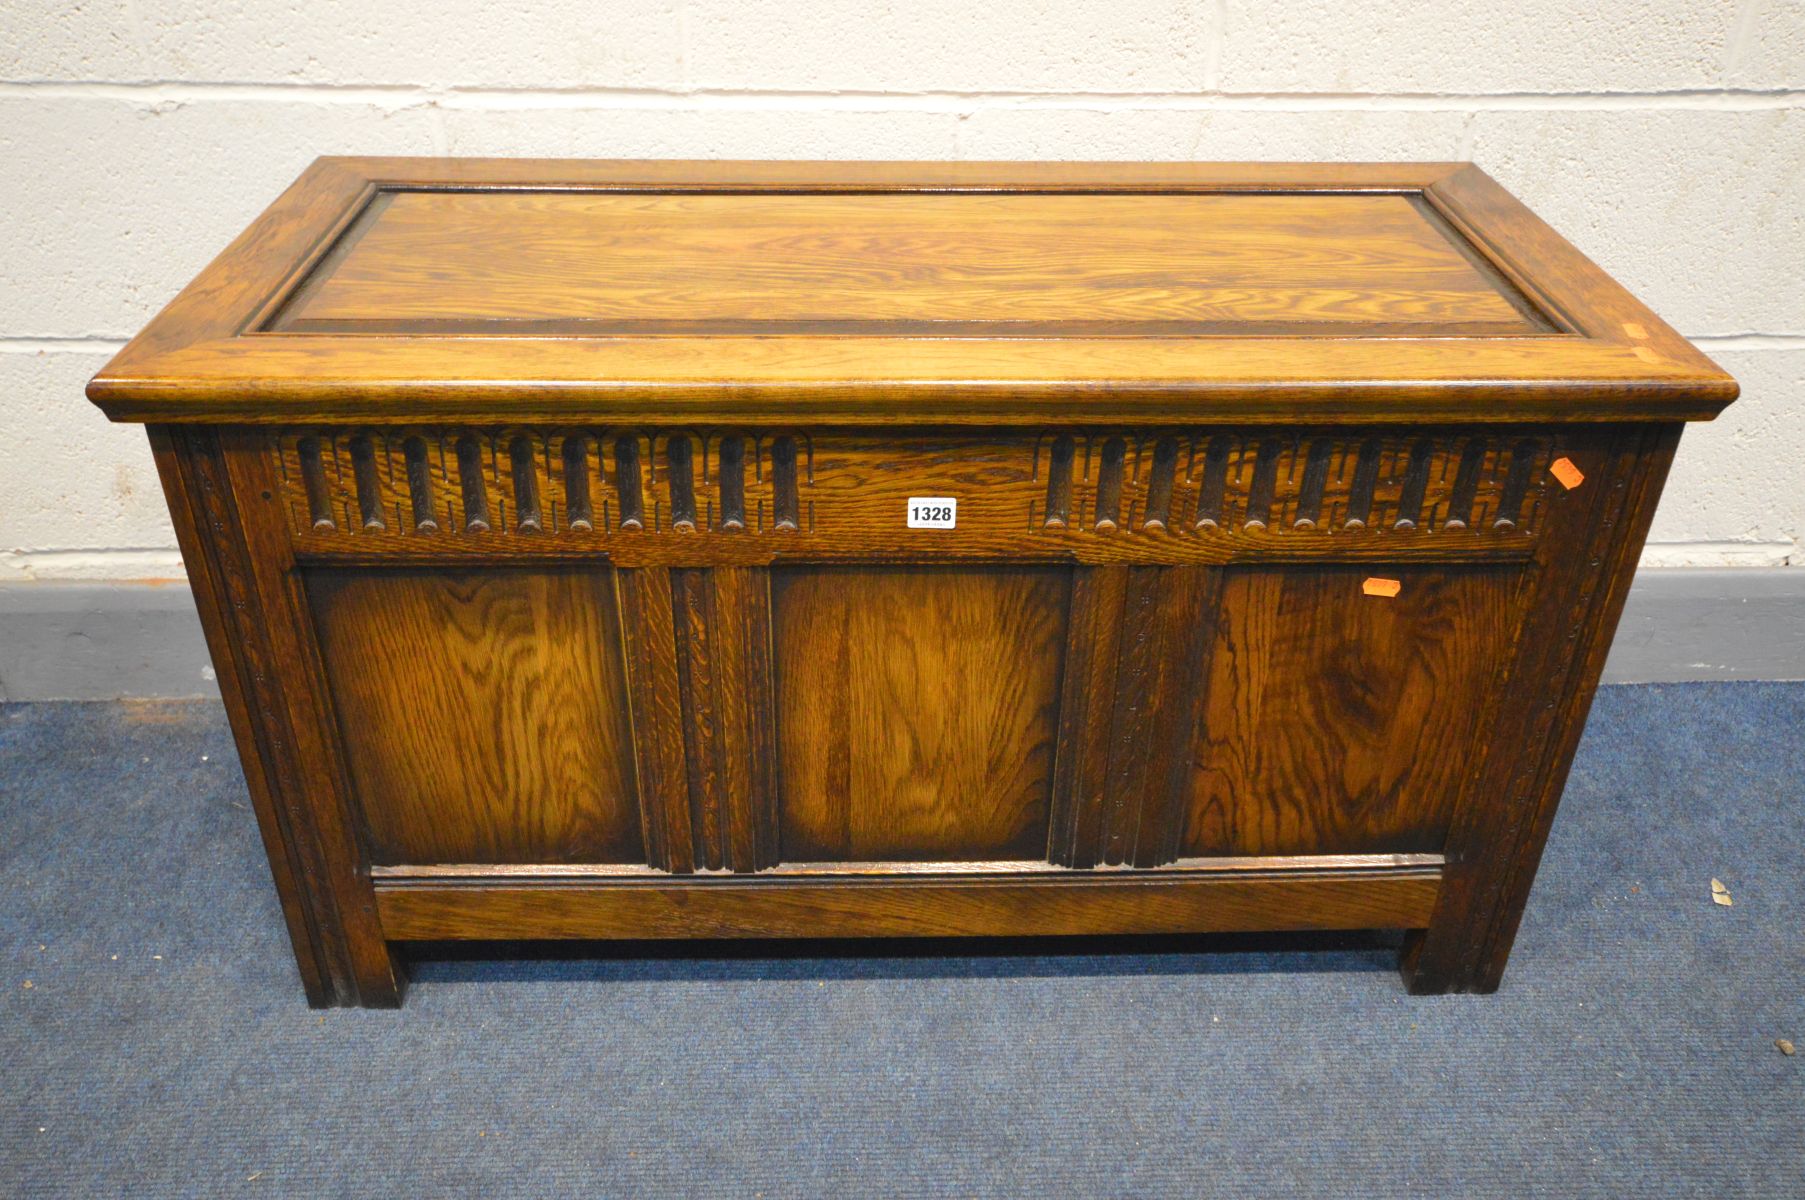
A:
[1632,345,1663,364]
[1362,577,1401,598]
[1550,457,1585,490]
[1622,322,1648,340]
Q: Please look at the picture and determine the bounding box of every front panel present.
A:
[1182,564,1520,857]
[771,565,1069,863]
[279,425,1566,882]
[306,566,642,865]
[273,427,1553,563]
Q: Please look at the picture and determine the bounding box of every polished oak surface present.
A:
[1183,566,1517,857]
[772,566,1068,862]
[101,161,1732,1006]
[307,567,641,865]
[271,190,1545,337]
[374,865,1445,942]
[88,159,1734,425]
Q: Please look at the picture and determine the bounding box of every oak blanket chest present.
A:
[89,159,1736,1007]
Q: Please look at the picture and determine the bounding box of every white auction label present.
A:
[906,497,957,529]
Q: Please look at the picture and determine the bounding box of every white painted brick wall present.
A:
[2,0,1800,579]
[1219,1,1740,93]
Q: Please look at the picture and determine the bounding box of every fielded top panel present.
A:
[268,191,1540,336]
[87,158,1735,425]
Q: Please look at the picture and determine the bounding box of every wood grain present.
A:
[375,864,1442,940]
[616,567,691,872]
[1402,423,1684,993]
[214,429,406,1006]
[673,566,779,872]
[149,427,334,1005]
[1182,565,1519,856]
[106,160,1732,1004]
[772,566,1068,862]
[271,427,1554,568]
[1100,566,1217,868]
[86,160,1737,425]
[271,190,1543,336]
[306,567,643,864]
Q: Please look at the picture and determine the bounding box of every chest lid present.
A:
[88,159,1734,425]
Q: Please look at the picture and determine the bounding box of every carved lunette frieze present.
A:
[278,430,814,540]
[274,428,1553,556]
[1039,431,1551,537]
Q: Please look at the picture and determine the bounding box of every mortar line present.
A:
[1,80,1802,111]
[0,338,128,354]
[1688,334,1805,352]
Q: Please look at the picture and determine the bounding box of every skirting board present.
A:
[0,569,1800,701]
[1599,567,1804,684]
[0,582,221,702]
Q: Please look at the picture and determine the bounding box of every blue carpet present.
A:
[1,683,1801,1197]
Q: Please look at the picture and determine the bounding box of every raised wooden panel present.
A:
[772,566,1069,862]
[305,567,642,864]
[1181,565,1520,857]
[269,190,1547,338]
